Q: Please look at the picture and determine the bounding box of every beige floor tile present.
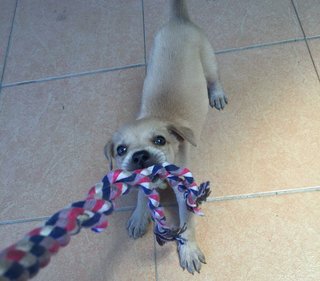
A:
[190,42,320,197]
[308,38,320,73]
[0,0,15,80]
[0,68,145,221]
[3,0,144,84]
[0,212,156,281]
[294,0,320,37]
[156,192,320,281]
[144,0,303,56]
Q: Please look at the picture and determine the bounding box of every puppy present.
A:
[104,0,227,274]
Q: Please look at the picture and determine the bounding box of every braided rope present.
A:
[0,162,210,281]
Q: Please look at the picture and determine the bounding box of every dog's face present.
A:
[104,118,195,171]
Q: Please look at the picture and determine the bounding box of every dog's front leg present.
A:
[127,189,150,239]
[173,189,206,274]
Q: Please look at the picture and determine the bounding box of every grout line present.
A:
[141,0,147,69]
[1,185,319,226]
[0,216,49,226]
[290,0,320,82]
[215,37,305,55]
[2,36,315,91]
[153,237,159,281]
[207,185,320,202]
[0,205,135,226]
[0,0,18,96]
[1,63,146,89]
[306,35,320,41]
[1,37,312,91]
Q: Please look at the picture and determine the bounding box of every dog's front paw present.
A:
[127,209,150,239]
[208,86,228,110]
[178,241,206,274]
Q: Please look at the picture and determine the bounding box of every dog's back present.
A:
[138,0,209,139]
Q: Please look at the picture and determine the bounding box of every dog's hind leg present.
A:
[200,37,228,110]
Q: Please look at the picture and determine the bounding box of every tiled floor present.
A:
[0,0,319,280]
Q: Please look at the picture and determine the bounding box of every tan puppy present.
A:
[105,0,227,274]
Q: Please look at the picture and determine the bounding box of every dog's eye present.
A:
[116,145,128,156]
[153,135,166,146]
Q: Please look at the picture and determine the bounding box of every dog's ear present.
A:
[167,124,197,147]
[104,140,114,171]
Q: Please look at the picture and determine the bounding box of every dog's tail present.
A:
[170,0,190,21]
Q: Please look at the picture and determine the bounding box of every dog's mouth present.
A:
[121,158,169,190]
[124,160,163,172]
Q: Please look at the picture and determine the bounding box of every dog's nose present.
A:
[132,150,150,166]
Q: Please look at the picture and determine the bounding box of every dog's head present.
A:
[104,118,196,171]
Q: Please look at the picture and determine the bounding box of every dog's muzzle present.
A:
[122,147,167,171]
[132,150,150,167]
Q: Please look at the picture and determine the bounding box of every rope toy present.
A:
[0,162,210,281]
